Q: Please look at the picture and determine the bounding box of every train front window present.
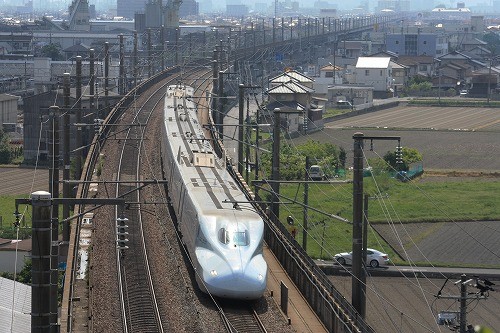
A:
[218,229,249,246]
[233,231,249,246]
[218,228,230,244]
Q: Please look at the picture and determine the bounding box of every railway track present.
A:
[115,79,169,333]
[113,66,216,332]
[220,301,267,333]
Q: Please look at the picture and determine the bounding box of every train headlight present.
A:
[210,270,218,277]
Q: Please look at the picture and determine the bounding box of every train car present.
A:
[161,84,267,299]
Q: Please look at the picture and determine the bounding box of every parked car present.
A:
[334,248,389,268]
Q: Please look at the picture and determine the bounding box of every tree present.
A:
[259,140,345,180]
[383,147,422,171]
[16,260,32,284]
[483,32,500,55]
[0,128,12,164]
[40,43,64,60]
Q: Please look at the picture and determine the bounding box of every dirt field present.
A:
[329,105,500,132]
[295,105,500,172]
[329,275,500,333]
[373,221,500,266]
[0,166,50,196]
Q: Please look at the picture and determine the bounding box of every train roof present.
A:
[164,85,260,217]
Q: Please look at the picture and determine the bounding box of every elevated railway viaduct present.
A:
[60,13,405,333]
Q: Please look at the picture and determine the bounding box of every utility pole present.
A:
[352,132,401,317]
[303,156,310,251]
[161,26,165,71]
[435,274,493,333]
[352,133,364,314]
[238,84,244,175]
[62,73,71,242]
[360,193,369,318]
[104,42,110,117]
[147,29,152,77]
[89,49,95,118]
[75,56,82,180]
[133,31,138,88]
[175,28,179,67]
[238,84,260,175]
[245,96,251,183]
[218,70,224,141]
[488,58,492,103]
[212,50,218,127]
[271,108,281,224]
[460,274,468,333]
[48,106,60,333]
[15,195,126,333]
[119,34,124,95]
[272,18,276,44]
[254,106,260,190]
[28,191,53,333]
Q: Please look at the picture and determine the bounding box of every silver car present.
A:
[334,248,389,268]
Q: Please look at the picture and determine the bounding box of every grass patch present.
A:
[0,193,32,238]
[323,108,353,118]
[264,176,500,261]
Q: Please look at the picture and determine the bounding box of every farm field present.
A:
[0,167,50,196]
[294,105,500,171]
[327,105,500,132]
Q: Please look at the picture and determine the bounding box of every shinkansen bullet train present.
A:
[161,84,267,299]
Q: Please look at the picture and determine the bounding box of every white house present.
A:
[353,57,393,98]
[313,64,343,94]
[268,70,314,89]
[0,238,31,274]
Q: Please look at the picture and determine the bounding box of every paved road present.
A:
[317,260,500,279]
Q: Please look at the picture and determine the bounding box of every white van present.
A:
[309,165,325,180]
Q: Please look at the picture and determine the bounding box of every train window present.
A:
[233,231,249,246]
[218,228,230,244]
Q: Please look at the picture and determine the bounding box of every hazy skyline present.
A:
[3,0,497,15]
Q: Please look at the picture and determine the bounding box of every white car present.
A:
[334,248,389,268]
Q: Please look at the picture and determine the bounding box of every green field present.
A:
[0,194,31,238]
[265,176,500,262]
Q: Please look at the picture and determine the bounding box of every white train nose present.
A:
[204,272,267,299]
